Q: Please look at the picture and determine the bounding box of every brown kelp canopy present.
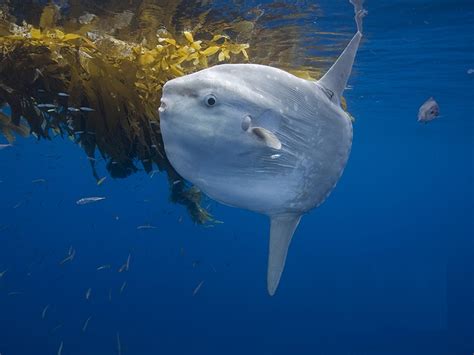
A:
[0,0,347,223]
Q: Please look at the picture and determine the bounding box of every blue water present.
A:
[1,1,473,354]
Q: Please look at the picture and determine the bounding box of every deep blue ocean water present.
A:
[1,1,473,354]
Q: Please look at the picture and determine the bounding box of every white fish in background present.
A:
[118,254,131,273]
[82,316,92,332]
[116,332,122,355]
[76,197,106,205]
[59,248,75,265]
[120,281,127,294]
[417,97,440,123]
[160,1,367,295]
[96,177,107,186]
[97,264,111,271]
[136,224,157,230]
[32,179,47,183]
[42,304,50,319]
[57,341,63,355]
[193,280,205,296]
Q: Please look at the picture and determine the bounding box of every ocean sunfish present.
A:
[160,0,367,295]
[417,97,440,123]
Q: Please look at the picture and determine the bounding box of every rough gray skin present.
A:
[161,65,352,214]
[160,0,366,295]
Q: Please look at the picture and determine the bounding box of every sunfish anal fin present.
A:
[318,0,367,105]
[250,127,282,150]
[267,214,302,296]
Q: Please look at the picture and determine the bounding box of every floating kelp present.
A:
[0,3,250,223]
[0,1,349,224]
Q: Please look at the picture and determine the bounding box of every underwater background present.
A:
[0,0,473,354]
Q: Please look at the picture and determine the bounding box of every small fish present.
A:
[97,264,111,271]
[126,254,131,270]
[193,280,205,296]
[57,341,63,355]
[0,144,12,150]
[60,248,75,265]
[118,254,131,273]
[418,97,440,123]
[82,316,92,332]
[68,107,80,112]
[117,332,122,355]
[136,225,157,230]
[32,179,47,183]
[76,197,106,205]
[120,281,127,294]
[467,69,474,75]
[0,269,7,278]
[42,304,50,319]
[37,103,56,109]
[58,92,70,97]
[85,288,91,300]
[80,107,95,112]
[97,177,107,186]
[172,180,181,185]
[8,291,23,296]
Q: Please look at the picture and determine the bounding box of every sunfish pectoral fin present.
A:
[318,0,367,104]
[250,127,282,150]
[267,214,302,296]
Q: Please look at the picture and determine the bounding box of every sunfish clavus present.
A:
[159,0,367,295]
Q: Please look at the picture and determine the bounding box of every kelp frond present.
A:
[0,8,249,224]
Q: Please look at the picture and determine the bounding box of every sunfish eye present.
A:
[205,94,217,107]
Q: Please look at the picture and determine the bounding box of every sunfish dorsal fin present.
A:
[318,0,367,105]
[267,214,301,296]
